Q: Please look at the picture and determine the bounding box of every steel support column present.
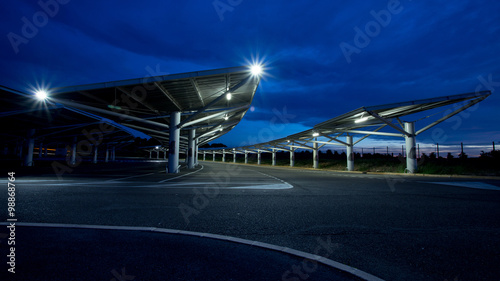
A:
[168,111,181,174]
[112,146,116,162]
[213,152,216,161]
[405,122,417,173]
[290,149,295,167]
[272,149,277,166]
[38,142,43,158]
[195,140,199,166]
[24,129,36,167]
[245,150,248,164]
[203,151,206,161]
[105,146,109,163]
[313,141,319,169]
[346,135,354,171]
[222,149,226,162]
[233,151,236,163]
[70,137,77,166]
[188,129,195,169]
[93,145,98,164]
[257,151,262,165]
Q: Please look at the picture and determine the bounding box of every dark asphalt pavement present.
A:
[1,160,499,280]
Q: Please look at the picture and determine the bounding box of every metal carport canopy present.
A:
[201,90,491,173]
[48,66,261,148]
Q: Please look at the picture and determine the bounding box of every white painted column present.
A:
[272,149,277,166]
[257,151,262,165]
[203,151,206,161]
[70,137,77,166]
[222,149,226,162]
[39,142,43,158]
[168,111,181,174]
[233,150,236,163]
[24,129,36,167]
[188,129,195,169]
[93,145,98,164]
[105,146,109,163]
[313,141,319,169]
[195,140,199,166]
[346,135,354,171]
[245,150,248,164]
[164,150,166,160]
[290,148,295,167]
[213,152,216,161]
[405,122,417,173]
[149,150,152,159]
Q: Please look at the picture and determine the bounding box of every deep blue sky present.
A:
[1,0,499,155]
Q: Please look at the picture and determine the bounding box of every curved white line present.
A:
[0,222,385,281]
[158,164,204,183]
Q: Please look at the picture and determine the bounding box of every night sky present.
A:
[1,0,499,155]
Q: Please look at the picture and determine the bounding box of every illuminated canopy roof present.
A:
[0,66,261,150]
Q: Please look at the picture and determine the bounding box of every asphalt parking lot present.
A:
[1,160,499,280]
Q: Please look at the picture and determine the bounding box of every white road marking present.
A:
[105,172,156,182]
[158,165,204,183]
[427,181,500,191]
[255,171,293,189]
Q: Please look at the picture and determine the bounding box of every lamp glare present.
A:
[250,64,263,76]
[35,90,48,100]
[355,117,369,123]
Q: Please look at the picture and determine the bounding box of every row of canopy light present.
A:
[33,64,264,102]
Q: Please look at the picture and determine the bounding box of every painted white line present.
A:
[0,222,385,281]
[255,171,294,189]
[426,181,500,191]
[9,180,78,182]
[105,172,157,182]
[158,165,204,183]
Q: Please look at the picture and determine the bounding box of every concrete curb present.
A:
[1,222,386,281]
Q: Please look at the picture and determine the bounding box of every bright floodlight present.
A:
[312,132,320,137]
[226,92,232,100]
[250,64,263,76]
[355,117,369,123]
[155,146,159,149]
[35,90,48,100]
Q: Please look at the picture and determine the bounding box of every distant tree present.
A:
[326,149,334,159]
[333,150,340,159]
[458,152,468,159]
[420,153,429,163]
[210,143,227,148]
[429,152,437,159]
[200,143,211,148]
[446,153,454,160]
